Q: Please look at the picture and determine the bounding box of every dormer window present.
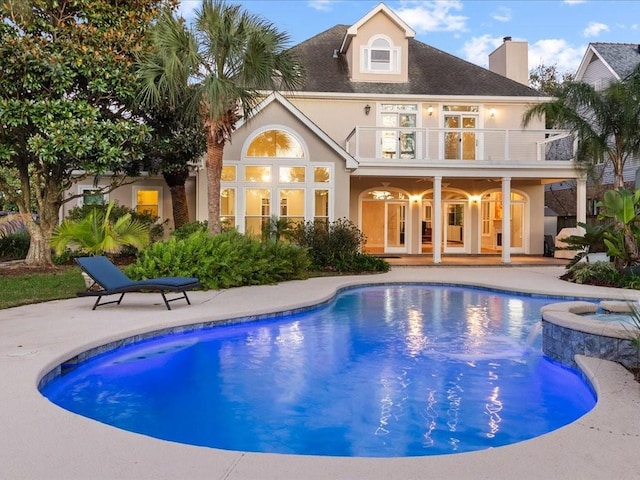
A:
[362,35,400,74]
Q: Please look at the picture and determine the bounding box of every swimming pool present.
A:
[41,284,596,457]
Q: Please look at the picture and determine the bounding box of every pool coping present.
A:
[2,266,640,479]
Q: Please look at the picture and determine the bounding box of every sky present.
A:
[176,0,640,75]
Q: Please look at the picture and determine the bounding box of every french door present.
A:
[443,201,467,253]
[385,201,407,253]
[444,114,477,160]
[379,105,418,160]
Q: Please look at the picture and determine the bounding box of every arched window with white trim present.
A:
[221,127,334,234]
[362,35,400,74]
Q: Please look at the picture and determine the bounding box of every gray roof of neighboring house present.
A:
[591,42,640,79]
[290,25,544,97]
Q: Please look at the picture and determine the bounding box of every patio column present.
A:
[501,177,511,264]
[576,176,587,226]
[433,176,442,264]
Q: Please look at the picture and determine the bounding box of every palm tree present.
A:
[137,0,303,234]
[522,66,640,190]
[51,202,150,256]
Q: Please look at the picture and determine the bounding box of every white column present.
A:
[576,177,587,226]
[433,176,442,264]
[501,177,511,264]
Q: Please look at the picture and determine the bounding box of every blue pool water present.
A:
[41,285,596,457]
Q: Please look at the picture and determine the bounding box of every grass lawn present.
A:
[0,267,85,309]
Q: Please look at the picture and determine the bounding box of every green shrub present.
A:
[290,218,388,273]
[0,230,30,261]
[52,249,74,265]
[66,202,164,242]
[335,253,391,273]
[560,221,612,267]
[172,221,209,240]
[52,201,150,256]
[567,261,621,285]
[126,230,310,289]
[261,215,294,243]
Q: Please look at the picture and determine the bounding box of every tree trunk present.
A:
[162,167,190,229]
[205,136,224,235]
[23,212,56,267]
[169,184,189,229]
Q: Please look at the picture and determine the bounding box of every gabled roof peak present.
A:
[340,2,415,53]
[575,42,640,81]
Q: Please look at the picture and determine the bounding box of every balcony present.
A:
[345,127,575,165]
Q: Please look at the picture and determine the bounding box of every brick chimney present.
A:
[488,36,529,85]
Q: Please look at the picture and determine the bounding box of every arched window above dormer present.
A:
[362,35,400,74]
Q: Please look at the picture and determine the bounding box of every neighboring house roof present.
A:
[576,43,640,81]
[291,25,543,97]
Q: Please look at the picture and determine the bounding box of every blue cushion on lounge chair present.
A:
[75,256,199,310]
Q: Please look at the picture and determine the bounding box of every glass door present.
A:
[511,203,524,251]
[443,105,479,161]
[444,115,477,160]
[443,202,467,253]
[385,201,407,253]
[421,201,433,253]
[379,105,418,159]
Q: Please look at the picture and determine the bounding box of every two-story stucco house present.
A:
[63,3,584,263]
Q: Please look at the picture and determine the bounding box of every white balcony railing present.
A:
[345,127,575,164]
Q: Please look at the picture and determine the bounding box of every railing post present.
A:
[504,129,509,162]
[424,128,429,160]
[355,126,360,160]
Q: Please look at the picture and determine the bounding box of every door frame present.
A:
[443,200,468,253]
[384,200,409,253]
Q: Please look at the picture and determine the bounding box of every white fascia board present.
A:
[340,2,415,53]
[285,92,547,104]
[575,44,619,81]
[238,91,359,170]
[350,163,581,179]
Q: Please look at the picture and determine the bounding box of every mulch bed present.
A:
[0,255,136,277]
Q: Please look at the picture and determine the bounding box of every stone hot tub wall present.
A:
[541,301,640,369]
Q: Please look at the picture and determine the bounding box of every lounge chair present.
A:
[75,256,200,310]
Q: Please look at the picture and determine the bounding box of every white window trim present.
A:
[226,125,335,233]
[361,35,401,74]
[223,161,335,233]
[76,185,109,207]
[132,186,162,220]
[242,125,309,160]
[312,187,331,220]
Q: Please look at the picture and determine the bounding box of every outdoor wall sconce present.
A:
[364,104,371,115]
[427,106,434,117]
[470,195,481,205]
[489,107,496,118]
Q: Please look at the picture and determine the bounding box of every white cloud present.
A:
[396,0,467,33]
[177,0,199,21]
[492,7,511,23]
[529,39,585,75]
[460,35,585,75]
[583,21,609,38]
[460,34,503,67]
[307,0,336,12]
[563,0,586,4]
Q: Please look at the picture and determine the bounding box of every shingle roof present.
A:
[290,25,543,97]
[590,42,640,79]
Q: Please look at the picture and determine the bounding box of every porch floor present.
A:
[378,254,569,267]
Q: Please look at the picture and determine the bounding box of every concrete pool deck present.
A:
[1,265,640,480]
